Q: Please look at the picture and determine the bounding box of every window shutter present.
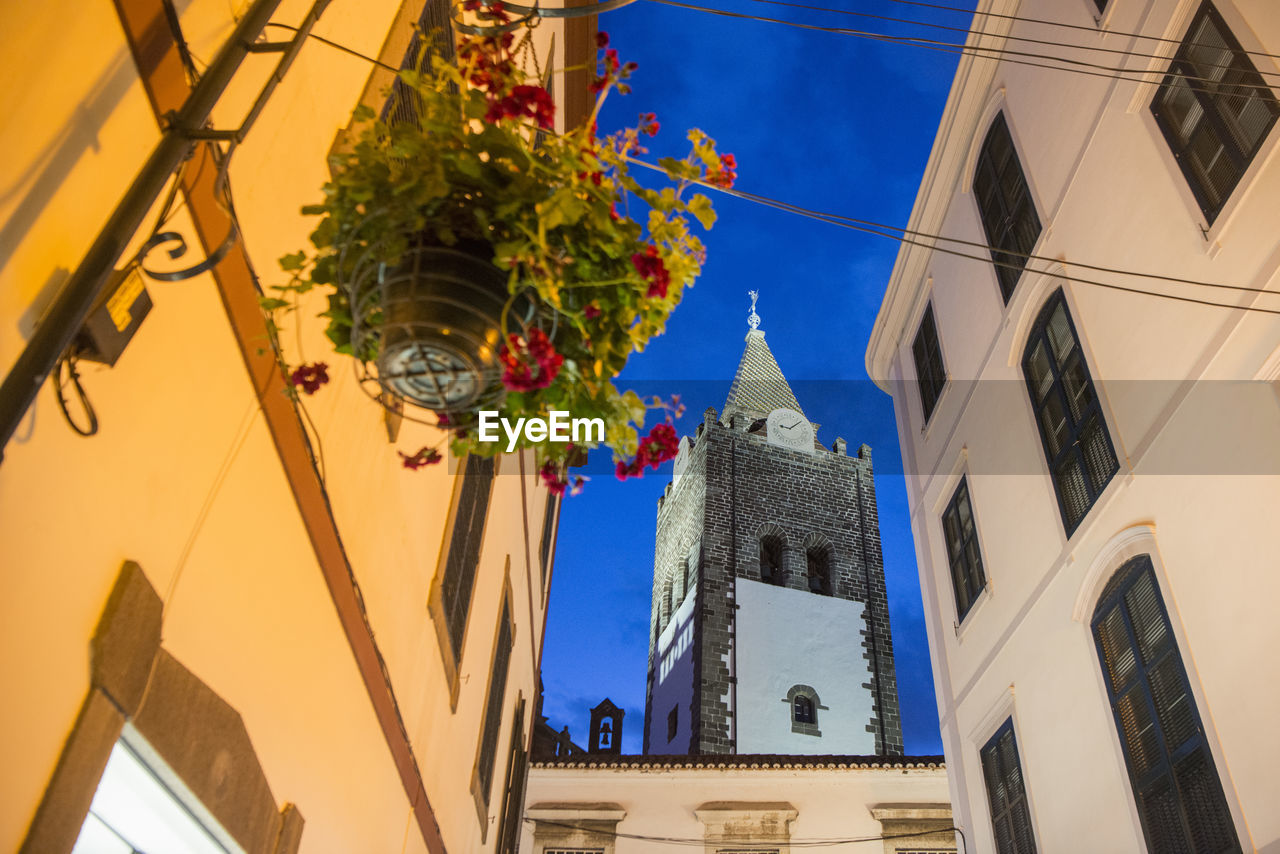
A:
[974,113,1042,302]
[980,720,1037,854]
[1150,2,1280,222]
[1022,293,1118,535]
[442,454,495,659]
[1092,557,1240,853]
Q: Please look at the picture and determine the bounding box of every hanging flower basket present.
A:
[268,19,737,492]
[348,239,536,414]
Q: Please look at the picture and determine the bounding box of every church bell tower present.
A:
[642,295,903,756]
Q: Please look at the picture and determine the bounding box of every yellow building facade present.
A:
[0,0,591,851]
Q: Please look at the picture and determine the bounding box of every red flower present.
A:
[500,328,564,392]
[608,202,620,222]
[584,302,601,319]
[290,362,329,395]
[399,446,443,470]
[483,84,555,129]
[596,31,610,48]
[540,461,571,496]
[706,152,737,189]
[615,422,681,480]
[631,244,671,299]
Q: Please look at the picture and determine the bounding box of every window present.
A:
[474,596,514,814]
[760,534,785,585]
[806,545,832,595]
[495,697,529,854]
[974,113,1041,302]
[1092,556,1240,852]
[942,478,986,621]
[1151,2,1279,223]
[1022,291,1118,534]
[912,303,946,422]
[667,705,678,741]
[438,454,496,664]
[539,493,559,589]
[72,740,230,854]
[980,720,1036,854]
[785,684,823,736]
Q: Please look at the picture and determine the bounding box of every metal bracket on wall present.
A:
[0,0,332,461]
[450,0,638,36]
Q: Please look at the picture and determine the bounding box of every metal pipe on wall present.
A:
[0,0,288,461]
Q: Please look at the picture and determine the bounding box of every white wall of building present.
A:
[735,578,874,755]
[866,0,1280,850]
[522,758,953,854]
[648,586,697,751]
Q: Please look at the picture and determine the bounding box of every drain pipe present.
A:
[0,0,299,461]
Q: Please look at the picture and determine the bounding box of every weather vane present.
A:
[747,290,761,330]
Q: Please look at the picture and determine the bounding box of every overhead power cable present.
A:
[641,0,1280,98]
[264,22,400,71]
[523,817,967,852]
[738,0,1280,83]
[625,158,1280,317]
[882,0,1280,64]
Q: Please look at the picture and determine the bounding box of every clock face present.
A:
[766,408,814,453]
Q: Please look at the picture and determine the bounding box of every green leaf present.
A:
[688,194,717,229]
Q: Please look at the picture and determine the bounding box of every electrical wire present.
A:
[641,0,1280,98]
[625,158,1280,317]
[264,22,401,71]
[54,353,99,437]
[737,0,1280,83]
[881,0,1280,65]
[627,157,1275,295]
[245,23,1280,316]
[522,817,966,852]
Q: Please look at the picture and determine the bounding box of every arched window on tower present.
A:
[760,534,785,586]
[807,544,833,595]
[784,684,823,736]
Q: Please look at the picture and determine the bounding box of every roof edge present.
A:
[531,753,946,770]
[864,0,1015,392]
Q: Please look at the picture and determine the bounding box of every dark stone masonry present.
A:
[643,330,904,756]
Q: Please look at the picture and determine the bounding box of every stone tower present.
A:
[642,318,903,756]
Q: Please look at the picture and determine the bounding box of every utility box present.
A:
[76,266,152,366]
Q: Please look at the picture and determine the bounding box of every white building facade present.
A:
[522,755,954,854]
[866,0,1280,851]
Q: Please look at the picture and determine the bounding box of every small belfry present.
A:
[643,292,903,755]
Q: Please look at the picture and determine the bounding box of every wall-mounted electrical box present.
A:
[75,266,152,366]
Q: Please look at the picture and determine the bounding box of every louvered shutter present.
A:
[1092,557,1241,853]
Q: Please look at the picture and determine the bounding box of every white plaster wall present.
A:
[866,0,1280,849]
[523,762,953,854]
[648,587,697,751]
[735,578,874,755]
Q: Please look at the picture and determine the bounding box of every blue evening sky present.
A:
[540,0,976,755]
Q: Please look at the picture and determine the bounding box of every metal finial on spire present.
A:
[747,290,761,330]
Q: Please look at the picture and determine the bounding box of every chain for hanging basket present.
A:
[451,0,640,36]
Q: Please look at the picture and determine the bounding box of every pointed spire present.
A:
[723,328,806,423]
